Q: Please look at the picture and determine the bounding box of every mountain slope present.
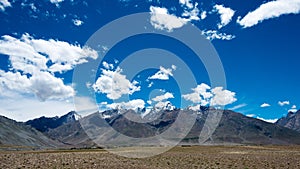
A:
[208,110,300,145]
[0,115,62,149]
[25,111,78,132]
[276,110,300,132]
[43,109,300,147]
[45,120,95,148]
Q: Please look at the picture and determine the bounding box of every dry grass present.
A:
[1,146,300,169]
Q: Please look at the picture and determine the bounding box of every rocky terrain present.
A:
[276,110,300,132]
[0,116,62,150]
[1,146,300,169]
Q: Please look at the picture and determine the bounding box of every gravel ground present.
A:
[1,146,300,169]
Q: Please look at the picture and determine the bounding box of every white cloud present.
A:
[237,0,300,28]
[179,0,193,9]
[148,82,154,88]
[149,92,175,110]
[102,61,114,70]
[0,70,74,101]
[150,6,188,32]
[147,100,152,105]
[260,103,271,108]
[148,65,176,80]
[106,99,145,110]
[50,0,64,5]
[200,11,207,20]
[171,64,177,70]
[0,34,98,74]
[288,105,298,113]
[201,30,235,41]
[183,83,237,107]
[183,83,212,106]
[0,33,98,101]
[72,19,84,26]
[181,2,200,21]
[152,92,174,102]
[0,70,31,94]
[214,4,235,29]
[183,83,214,106]
[30,71,74,101]
[31,37,98,73]
[183,92,202,104]
[229,103,247,111]
[278,101,290,106]
[210,87,237,107]
[93,67,141,100]
[257,117,278,123]
[0,0,11,11]
[246,114,256,118]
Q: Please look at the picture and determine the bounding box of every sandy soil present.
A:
[1,146,300,169]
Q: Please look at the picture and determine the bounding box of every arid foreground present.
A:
[1,146,300,169]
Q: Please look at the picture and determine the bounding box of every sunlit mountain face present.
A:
[0,0,299,123]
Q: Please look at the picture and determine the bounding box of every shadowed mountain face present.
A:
[25,111,78,132]
[0,116,62,149]
[276,110,300,132]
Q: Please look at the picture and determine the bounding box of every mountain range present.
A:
[1,108,300,149]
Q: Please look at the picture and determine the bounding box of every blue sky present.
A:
[0,0,299,122]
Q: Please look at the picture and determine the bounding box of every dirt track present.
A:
[1,146,300,169]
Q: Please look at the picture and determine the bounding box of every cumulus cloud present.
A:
[149,92,175,110]
[106,99,145,110]
[183,83,237,107]
[102,61,114,70]
[201,30,235,41]
[0,70,74,101]
[214,4,235,29]
[0,34,97,101]
[260,103,271,108]
[179,0,193,9]
[0,0,11,11]
[72,19,84,26]
[152,92,174,102]
[181,2,201,21]
[210,87,237,106]
[150,6,188,32]
[182,83,212,106]
[30,71,74,101]
[93,67,141,100]
[0,34,98,74]
[148,65,176,80]
[278,101,290,106]
[237,0,300,28]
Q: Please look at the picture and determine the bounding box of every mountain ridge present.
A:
[276,110,300,132]
[2,108,300,149]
